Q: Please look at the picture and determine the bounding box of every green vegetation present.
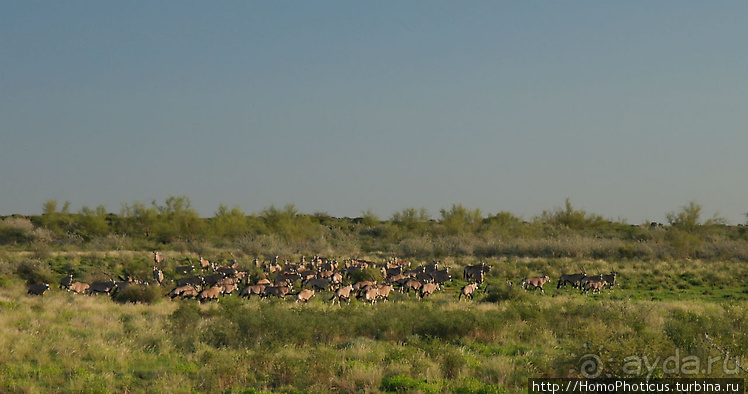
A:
[1,272,747,392]
[1,197,746,262]
[0,197,747,392]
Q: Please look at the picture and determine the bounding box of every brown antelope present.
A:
[153,251,164,265]
[583,276,608,295]
[198,256,214,271]
[580,274,605,293]
[197,286,223,302]
[459,282,480,301]
[169,285,198,299]
[402,280,422,296]
[295,289,315,303]
[330,284,354,305]
[358,287,379,305]
[240,284,267,299]
[522,275,550,294]
[69,282,90,294]
[418,282,440,300]
[376,284,393,302]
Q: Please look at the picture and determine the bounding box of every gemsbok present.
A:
[521,275,550,294]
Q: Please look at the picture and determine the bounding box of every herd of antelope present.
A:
[523,268,618,295]
[28,251,618,301]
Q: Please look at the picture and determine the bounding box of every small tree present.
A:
[666,201,703,232]
[77,205,110,239]
[359,209,380,227]
[211,204,248,239]
[439,204,482,235]
[538,198,604,230]
[391,207,431,233]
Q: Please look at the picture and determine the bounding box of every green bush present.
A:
[111,284,163,304]
[482,282,526,303]
[15,260,55,285]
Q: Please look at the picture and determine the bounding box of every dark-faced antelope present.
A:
[59,273,74,290]
[152,266,164,285]
[27,283,50,296]
[602,271,617,289]
[557,272,587,289]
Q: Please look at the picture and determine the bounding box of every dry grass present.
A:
[1,253,747,392]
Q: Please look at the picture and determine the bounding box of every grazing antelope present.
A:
[240,284,267,299]
[221,283,238,295]
[521,275,550,294]
[169,285,199,300]
[295,289,315,303]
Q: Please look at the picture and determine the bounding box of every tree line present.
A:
[2,196,747,261]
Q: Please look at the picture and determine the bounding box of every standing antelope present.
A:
[153,251,164,265]
[153,266,164,285]
[199,256,214,271]
[602,271,618,289]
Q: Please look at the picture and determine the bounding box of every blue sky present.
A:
[2,2,747,224]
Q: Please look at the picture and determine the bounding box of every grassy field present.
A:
[1,252,748,393]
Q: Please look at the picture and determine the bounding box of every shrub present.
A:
[15,260,55,285]
[483,282,527,303]
[111,284,163,304]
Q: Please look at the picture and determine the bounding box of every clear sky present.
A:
[2,1,747,224]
